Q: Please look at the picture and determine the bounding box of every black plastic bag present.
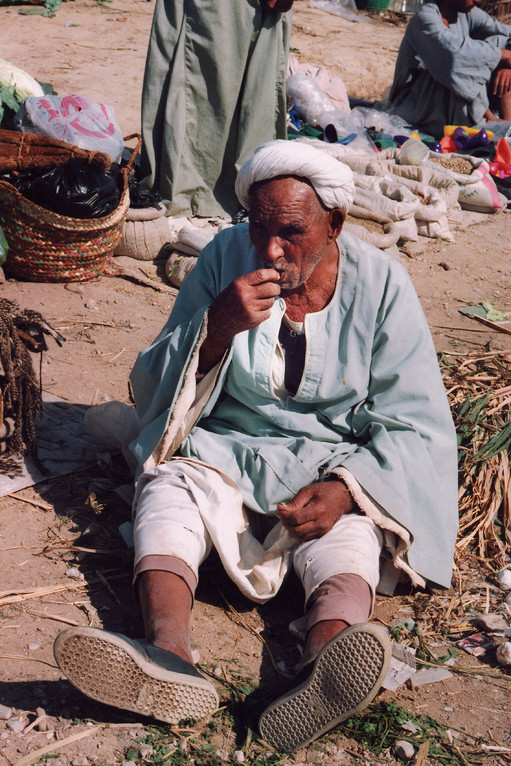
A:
[127,173,162,209]
[1,158,121,218]
[493,175,511,200]
[121,146,162,210]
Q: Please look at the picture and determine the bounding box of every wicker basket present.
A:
[0,133,141,283]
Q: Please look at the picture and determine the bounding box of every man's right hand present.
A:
[493,67,511,97]
[198,268,281,373]
[500,49,511,68]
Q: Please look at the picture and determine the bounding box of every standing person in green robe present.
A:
[139,0,294,219]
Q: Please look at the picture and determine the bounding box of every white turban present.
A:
[235,139,354,213]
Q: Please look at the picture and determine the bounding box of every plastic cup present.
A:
[399,137,430,165]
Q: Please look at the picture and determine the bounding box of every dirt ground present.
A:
[1,2,511,765]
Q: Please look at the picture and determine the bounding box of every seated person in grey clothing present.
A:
[389,0,511,136]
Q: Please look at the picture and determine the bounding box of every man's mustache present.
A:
[263,259,287,272]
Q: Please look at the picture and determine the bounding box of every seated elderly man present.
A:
[53,141,458,752]
[389,0,511,137]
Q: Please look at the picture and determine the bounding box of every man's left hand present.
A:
[493,68,511,97]
[276,479,355,542]
[265,0,294,11]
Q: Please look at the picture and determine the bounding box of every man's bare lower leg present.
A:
[299,619,349,668]
[138,570,193,663]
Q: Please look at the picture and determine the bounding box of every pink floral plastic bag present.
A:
[16,94,124,162]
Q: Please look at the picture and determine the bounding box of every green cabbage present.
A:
[0,58,44,127]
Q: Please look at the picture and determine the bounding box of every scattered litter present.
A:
[6,718,25,733]
[478,300,510,322]
[497,569,511,591]
[429,644,458,663]
[459,303,511,336]
[394,740,415,760]
[35,708,48,732]
[443,706,453,712]
[401,720,420,734]
[382,643,416,691]
[457,632,495,657]
[410,666,453,688]
[27,642,41,651]
[496,641,511,666]
[476,613,509,632]
[0,394,106,498]
[66,567,84,580]
[288,616,307,643]
[0,704,12,720]
[391,617,416,631]
[81,521,100,537]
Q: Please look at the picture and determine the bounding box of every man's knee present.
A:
[293,514,383,602]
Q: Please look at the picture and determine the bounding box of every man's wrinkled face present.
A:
[248,176,334,291]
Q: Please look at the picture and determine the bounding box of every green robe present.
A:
[139,0,291,218]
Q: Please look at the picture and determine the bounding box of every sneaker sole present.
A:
[258,623,391,752]
[54,627,218,724]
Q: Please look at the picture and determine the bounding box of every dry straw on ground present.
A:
[440,351,511,567]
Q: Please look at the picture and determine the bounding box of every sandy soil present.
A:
[0,2,510,765]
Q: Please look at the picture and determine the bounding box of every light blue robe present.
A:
[129,225,458,588]
[389,3,511,136]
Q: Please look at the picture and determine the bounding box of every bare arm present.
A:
[198,268,281,373]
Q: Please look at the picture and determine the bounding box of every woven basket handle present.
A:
[122,133,143,175]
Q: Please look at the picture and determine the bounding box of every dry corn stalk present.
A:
[440,351,511,566]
